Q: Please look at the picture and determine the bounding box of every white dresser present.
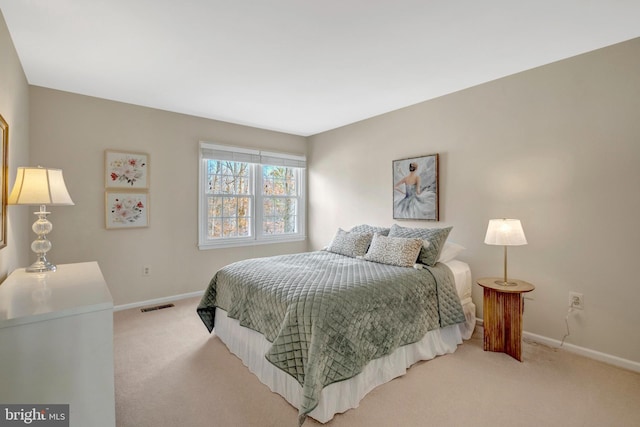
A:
[0,262,115,427]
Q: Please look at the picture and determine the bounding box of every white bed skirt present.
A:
[214,299,476,423]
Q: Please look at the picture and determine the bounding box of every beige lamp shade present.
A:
[8,167,74,206]
[484,219,527,246]
[484,218,527,286]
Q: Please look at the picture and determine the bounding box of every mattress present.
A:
[212,259,476,423]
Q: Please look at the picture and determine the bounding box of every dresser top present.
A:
[0,262,113,329]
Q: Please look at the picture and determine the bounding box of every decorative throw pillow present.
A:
[349,224,391,237]
[327,228,374,258]
[363,234,423,268]
[437,241,466,263]
[388,224,452,266]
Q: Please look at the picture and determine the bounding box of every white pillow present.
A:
[437,241,466,263]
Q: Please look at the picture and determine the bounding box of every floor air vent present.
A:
[141,303,175,313]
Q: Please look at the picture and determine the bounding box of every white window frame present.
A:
[198,142,306,249]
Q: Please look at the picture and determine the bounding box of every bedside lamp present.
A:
[484,218,527,286]
[8,166,74,273]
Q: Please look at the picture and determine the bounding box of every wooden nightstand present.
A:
[477,277,534,362]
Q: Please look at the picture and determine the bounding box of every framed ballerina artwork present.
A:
[392,153,439,221]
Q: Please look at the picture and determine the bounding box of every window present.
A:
[198,142,306,249]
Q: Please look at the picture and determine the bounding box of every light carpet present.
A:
[114,297,640,427]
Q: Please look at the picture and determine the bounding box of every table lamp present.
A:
[484,218,527,286]
[8,166,74,273]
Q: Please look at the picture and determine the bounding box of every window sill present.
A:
[198,235,306,250]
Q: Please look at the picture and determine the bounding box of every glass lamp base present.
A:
[26,257,57,273]
[26,209,57,273]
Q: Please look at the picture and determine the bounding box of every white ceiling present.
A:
[1,1,639,136]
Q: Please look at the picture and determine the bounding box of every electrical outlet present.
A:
[569,292,584,310]
[142,265,151,277]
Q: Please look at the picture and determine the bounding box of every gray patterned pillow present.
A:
[363,234,424,267]
[327,228,374,258]
[388,224,452,266]
[350,224,391,236]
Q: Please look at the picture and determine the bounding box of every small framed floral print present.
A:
[105,150,149,189]
[105,191,149,229]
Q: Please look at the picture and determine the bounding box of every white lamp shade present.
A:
[484,218,527,246]
[8,167,74,206]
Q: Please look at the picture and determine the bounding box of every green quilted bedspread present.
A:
[197,250,465,425]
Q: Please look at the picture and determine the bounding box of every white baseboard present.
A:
[114,290,204,312]
[475,318,640,373]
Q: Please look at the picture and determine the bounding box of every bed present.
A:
[197,225,476,425]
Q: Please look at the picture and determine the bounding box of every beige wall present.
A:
[308,38,640,364]
[29,87,307,305]
[16,11,640,364]
[0,11,30,279]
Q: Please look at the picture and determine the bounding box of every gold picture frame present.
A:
[0,114,8,249]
